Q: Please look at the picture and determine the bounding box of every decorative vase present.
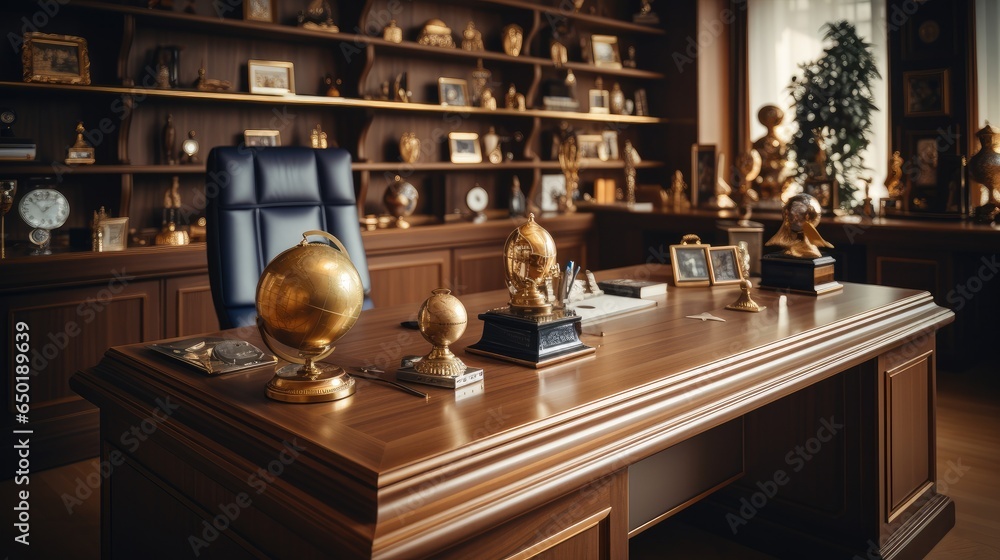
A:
[399,132,421,164]
[969,122,1000,207]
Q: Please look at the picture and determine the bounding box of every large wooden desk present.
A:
[72,265,955,559]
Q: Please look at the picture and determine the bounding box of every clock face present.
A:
[28,228,50,246]
[19,189,70,230]
[182,138,199,157]
[0,109,14,125]
[466,185,489,213]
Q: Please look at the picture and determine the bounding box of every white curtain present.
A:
[976,0,1000,132]
[748,0,889,201]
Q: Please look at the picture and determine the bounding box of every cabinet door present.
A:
[367,249,452,308]
[2,280,161,470]
[164,275,220,338]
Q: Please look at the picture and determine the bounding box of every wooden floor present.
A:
[3,359,997,559]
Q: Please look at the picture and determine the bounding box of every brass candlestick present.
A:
[726,241,765,313]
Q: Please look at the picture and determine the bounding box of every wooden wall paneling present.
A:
[367,248,451,307]
[2,279,161,471]
[453,243,507,295]
[164,274,219,338]
[885,351,934,518]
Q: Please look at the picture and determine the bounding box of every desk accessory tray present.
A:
[148,336,276,375]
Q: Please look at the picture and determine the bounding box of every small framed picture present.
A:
[540,174,566,212]
[99,217,129,252]
[802,178,836,214]
[601,130,619,160]
[448,132,482,163]
[248,60,295,95]
[708,246,742,285]
[904,68,949,117]
[22,32,91,85]
[244,129,281,147]
[670,243,711,287]
[590,35,622,69]
[438,77,469,107]
[589,88,609,114]
[691,144,717,207]
[577,134,607,161]
[244,0,276,23]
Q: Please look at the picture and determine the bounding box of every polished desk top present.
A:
[73,264,953,557]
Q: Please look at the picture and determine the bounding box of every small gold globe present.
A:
[255,231,365,402]
[504,214,557,314]
[414,288,468,377]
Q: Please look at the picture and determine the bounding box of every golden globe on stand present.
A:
[397,289,484,389]
[255,231,365,402]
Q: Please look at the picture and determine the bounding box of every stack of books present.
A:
[0,137,36,161]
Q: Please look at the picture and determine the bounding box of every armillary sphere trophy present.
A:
[255,230,365,402]
[396,288,484,389]
[759,193,843,296]
[1,180,15,259]
[468,214,594,367]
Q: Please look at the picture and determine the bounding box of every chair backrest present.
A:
[205,146,372,330]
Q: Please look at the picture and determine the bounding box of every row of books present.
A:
[0,137,36,160]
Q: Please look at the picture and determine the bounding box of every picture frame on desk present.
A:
[248,60,294,95]
[438,78,469,107]
[708,245,741,285]
[22,32,91,85]
[244,0,276,23]
[244,129,281,147]
[448,132,482,164]
[670,244,710,286]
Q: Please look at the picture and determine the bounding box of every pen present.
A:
[564,261,574,300]
[568,264,581,298]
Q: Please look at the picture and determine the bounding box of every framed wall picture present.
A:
[691,144,717,207]
[590,35,622,69]
[99,217,129,252]
[248,60,295,95]
[708,245,742,285]
[22,32,91,85]
[669,243,710,287]
[539,174,566,212]
[244,0,276,23]
[902,129,965,216]
[601,131,619,160]
[244,129,281,146]
[802,178,837,214]
[438,78,469,107]
[448,132,482,163]
[903,68,950,117]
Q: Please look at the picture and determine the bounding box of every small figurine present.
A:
[399,132,421,163]
[195,63,232,92]
[623,140,640,206]
[623,46,637,68]
[725,241,765,313]
[884,150,905,200]
[383,20,403,43]
[417,19,455,48]
[735,148,762,224]
[502,24,523,56]
[765,193,833,259]
[66,121,96,165]
[162,114,176,165]
[480,88,497,110]
[550,40,568,67]
[558,135,581,213]
[751,104,794,203]
[505,84,526,111]
[323,74,342,97]
[669,170,691,212]
[634,0,659,23]
[470,58,492,104]
[610,82,626,115]
[298,0,338,31]
[310,124,328,149]
[462,21,484,51]
[509,176,526,217]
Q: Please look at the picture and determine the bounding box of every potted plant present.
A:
[787,20,881,210]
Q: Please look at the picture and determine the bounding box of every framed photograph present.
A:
[22,32,91,85]
[244,0,276,23]
[244,129,281,147]
[540,174,566,212]
[577,134,607,161]
[590,35,622,69]
[601,131,619,160]
[903,68,949,117]
[903,129,965,216]
[248,60,295,95]
[438,78,469,107]
[802,178,836,214]
[691,144,716,207]
[99,217,128,252]
[669,243,710,287]
[589,88,609,114]
[448,132,482,164]
[708,246,742,285]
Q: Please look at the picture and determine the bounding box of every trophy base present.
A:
[467,308,595,368]
[265,363,356,403]
[397,365,484,389]
[759,253,843,296]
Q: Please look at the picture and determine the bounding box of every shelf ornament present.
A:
[558,135,580,213]
[418,19,455,48]
[383,20,403,43]
[502,24,523,56]
[1,180,15,260]
[462,21,484,51]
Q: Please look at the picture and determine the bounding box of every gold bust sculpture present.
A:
[504,214,558,315]
[751,104,793,201]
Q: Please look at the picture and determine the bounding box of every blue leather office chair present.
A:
[205,146,373,330]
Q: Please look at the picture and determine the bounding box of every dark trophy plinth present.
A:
[467,308,595,368]
[760,253,843,296]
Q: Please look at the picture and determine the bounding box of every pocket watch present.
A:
[19,188,70,255]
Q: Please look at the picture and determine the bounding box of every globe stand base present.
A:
[265,363,356,403]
